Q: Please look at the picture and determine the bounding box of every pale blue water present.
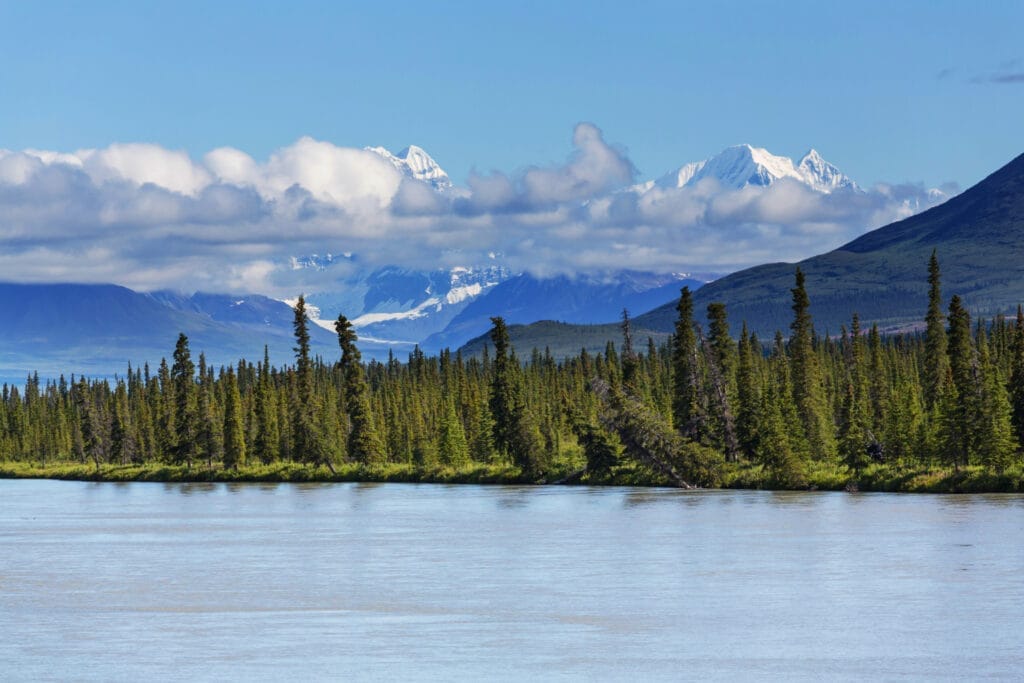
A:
[1,480,1022,681]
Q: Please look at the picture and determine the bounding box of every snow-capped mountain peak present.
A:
[796,148,857,192]
[655,144,858,194]
[367,144,452,190]
[655,160,706,189]
[693,144,806,189]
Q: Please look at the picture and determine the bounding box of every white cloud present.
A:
[204,146,259,187]
[520,122,636,205]
[0,124,952,296]
[0,151,46,185]
[254,137,401,208]
[78,143,213,196]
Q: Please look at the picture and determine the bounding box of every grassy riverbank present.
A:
[3,460,1024,493]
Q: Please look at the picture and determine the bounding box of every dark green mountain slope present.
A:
[464,151,1024,356]
[458,319,670,360]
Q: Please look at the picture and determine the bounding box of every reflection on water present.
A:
[495,487,533,509]
[164,481,219,495]
[2,480,1023,681]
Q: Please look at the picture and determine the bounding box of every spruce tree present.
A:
[1009,306,1024,446]
[757,334,808,486]
[788,268,835,459]
[438,397,470,467]
[335,313,384,465]
[735,323,761,459]
[222,368,246,470]
[489,317,517,458]
[838,314,873,472]
[923,250,950,409]
[945,295,975,469]
[672,286,705,440]
[291,296,327,468]
[253,348,280,464]
[170,333,198,468]
[760,373,805,487]
[74,378,104,471]
[156,358,175,460]
[489,317,545,476]
[620,308,641,391]
[866,323,889,442]
[197,354,223,468]
[110,382,136,465]
[975,323,1017,472]
[705,302,739,460]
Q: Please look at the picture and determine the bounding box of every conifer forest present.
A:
[4,253,1024,492]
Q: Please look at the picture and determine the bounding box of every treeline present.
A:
[2,252,1024,488]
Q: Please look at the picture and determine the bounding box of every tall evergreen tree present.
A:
[704,302,739,460]
[253,348,280,464]
[489,316,517,458]
[170,333,198,468]
[975,323,1017,472]
[291,296,326,467]
[789,268,835,458]
[945,295,976,469]
[222,368,246,470]
[838,314,872,472]
[620,308,641,391]
[335,313,384,465]
[924,250,950,409]
[488,317,545,476]
[74,377,104,470]
[1009,306,1024,447]
[109,382,137,465]
[156,358,175,459]
[735,323,761,459]
[672,287,705,440]
[196,354,223,468]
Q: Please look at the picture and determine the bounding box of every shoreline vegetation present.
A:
[5,253,1024,494]
[3,460,1024,494]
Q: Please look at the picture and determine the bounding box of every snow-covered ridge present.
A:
[445,265,506,305]
[352,297,443,327]
[366,144,452,190]
[655,144,859,194]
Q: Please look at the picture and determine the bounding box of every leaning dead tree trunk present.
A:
[589,378,695,489]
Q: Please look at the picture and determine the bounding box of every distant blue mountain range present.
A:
[0,284,342,384]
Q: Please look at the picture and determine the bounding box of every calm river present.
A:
[1,480,1022,680]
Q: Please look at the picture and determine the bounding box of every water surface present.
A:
[2,480,1022,680]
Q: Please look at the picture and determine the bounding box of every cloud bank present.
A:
[0,123,951,295]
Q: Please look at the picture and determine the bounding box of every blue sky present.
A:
[1,0,1021,188]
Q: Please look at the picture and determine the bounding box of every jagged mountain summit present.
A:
[654,144,859,193]
[366,144,453,190]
